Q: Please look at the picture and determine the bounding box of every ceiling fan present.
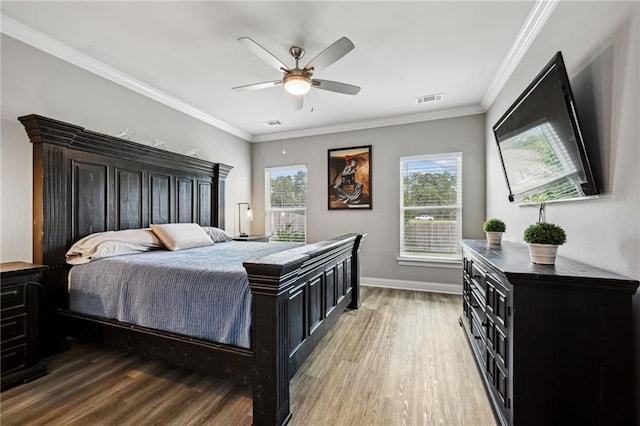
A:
[232,36,361,109]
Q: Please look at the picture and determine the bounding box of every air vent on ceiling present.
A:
[416,93,444,105]
[261,120,283,127]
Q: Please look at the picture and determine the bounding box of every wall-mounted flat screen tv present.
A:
[493,51,598,204]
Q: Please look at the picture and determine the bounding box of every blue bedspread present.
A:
[68,241,300,349]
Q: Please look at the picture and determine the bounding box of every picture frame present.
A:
[328,145,372,210]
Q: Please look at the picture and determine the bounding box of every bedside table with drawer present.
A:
[1,262,48,391]
[233,235,271,242]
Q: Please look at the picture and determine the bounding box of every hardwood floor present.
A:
[0,287,496,425]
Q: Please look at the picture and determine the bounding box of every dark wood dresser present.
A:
[460,240,638,426]
[1,262,48,391]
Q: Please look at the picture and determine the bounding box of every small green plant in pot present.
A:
[523,222,567,264]
[483,218,506,245]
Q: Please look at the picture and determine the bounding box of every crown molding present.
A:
[480,0,559,111]
[251,105,484,143]
[1,15,253,142]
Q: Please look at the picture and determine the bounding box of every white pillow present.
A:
[201,226,234,243]
[150,223,215,250]
[66,228,163,265]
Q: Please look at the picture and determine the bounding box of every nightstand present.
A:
[1,262,48,391]
[233,235,270,242]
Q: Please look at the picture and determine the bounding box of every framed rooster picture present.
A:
[328,145,372,210]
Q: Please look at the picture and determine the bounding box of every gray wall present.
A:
[484,1,640,413]
[0,35,252,263]
[252,114,486,290]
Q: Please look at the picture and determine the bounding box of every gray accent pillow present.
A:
[201,226,234,243]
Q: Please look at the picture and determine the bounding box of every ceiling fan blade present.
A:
[232,80,282,92]
[304,37,355,71]
[291,95,304,110]
[312,79,361,95]
[238,37,288,72]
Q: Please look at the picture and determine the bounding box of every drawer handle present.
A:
[473,274,481,279]
[474,334,482,340]
[471,302,479,308]
[1,289,19,298]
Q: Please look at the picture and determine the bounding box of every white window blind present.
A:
[400,153,462,260]
[265,165,307,243]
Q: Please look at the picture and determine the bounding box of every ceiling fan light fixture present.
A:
[284,74,312,96]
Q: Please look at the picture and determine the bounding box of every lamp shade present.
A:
[237,202,252,237]
[283,75,311,95]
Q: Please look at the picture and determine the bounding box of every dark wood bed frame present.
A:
[20,114,365,426]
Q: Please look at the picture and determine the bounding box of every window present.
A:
[265,165,307,243]
[400,153,462,261]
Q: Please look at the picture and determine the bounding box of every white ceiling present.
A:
[1,1,553,142]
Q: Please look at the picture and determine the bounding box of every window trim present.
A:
[399,152,463,261]
[396,255,463,269]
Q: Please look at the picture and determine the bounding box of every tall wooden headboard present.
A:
[19,114,232,312]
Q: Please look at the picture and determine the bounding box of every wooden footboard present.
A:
[246,233,364,426]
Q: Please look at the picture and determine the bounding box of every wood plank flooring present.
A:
[0,287,496,425]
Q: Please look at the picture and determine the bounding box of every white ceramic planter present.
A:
[486,232,503,245]
[528,243,559,264]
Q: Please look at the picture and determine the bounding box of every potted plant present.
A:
[522,222,567,264]
[483,218,506,245]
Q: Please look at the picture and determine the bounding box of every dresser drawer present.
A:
[495,362,508,408]
[470,262,487,294]
[1,285,26,311]
[495,326,508,368]
[1,344,27,374]
[1,313,27,342]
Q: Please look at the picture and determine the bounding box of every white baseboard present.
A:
[361,276,462,295]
